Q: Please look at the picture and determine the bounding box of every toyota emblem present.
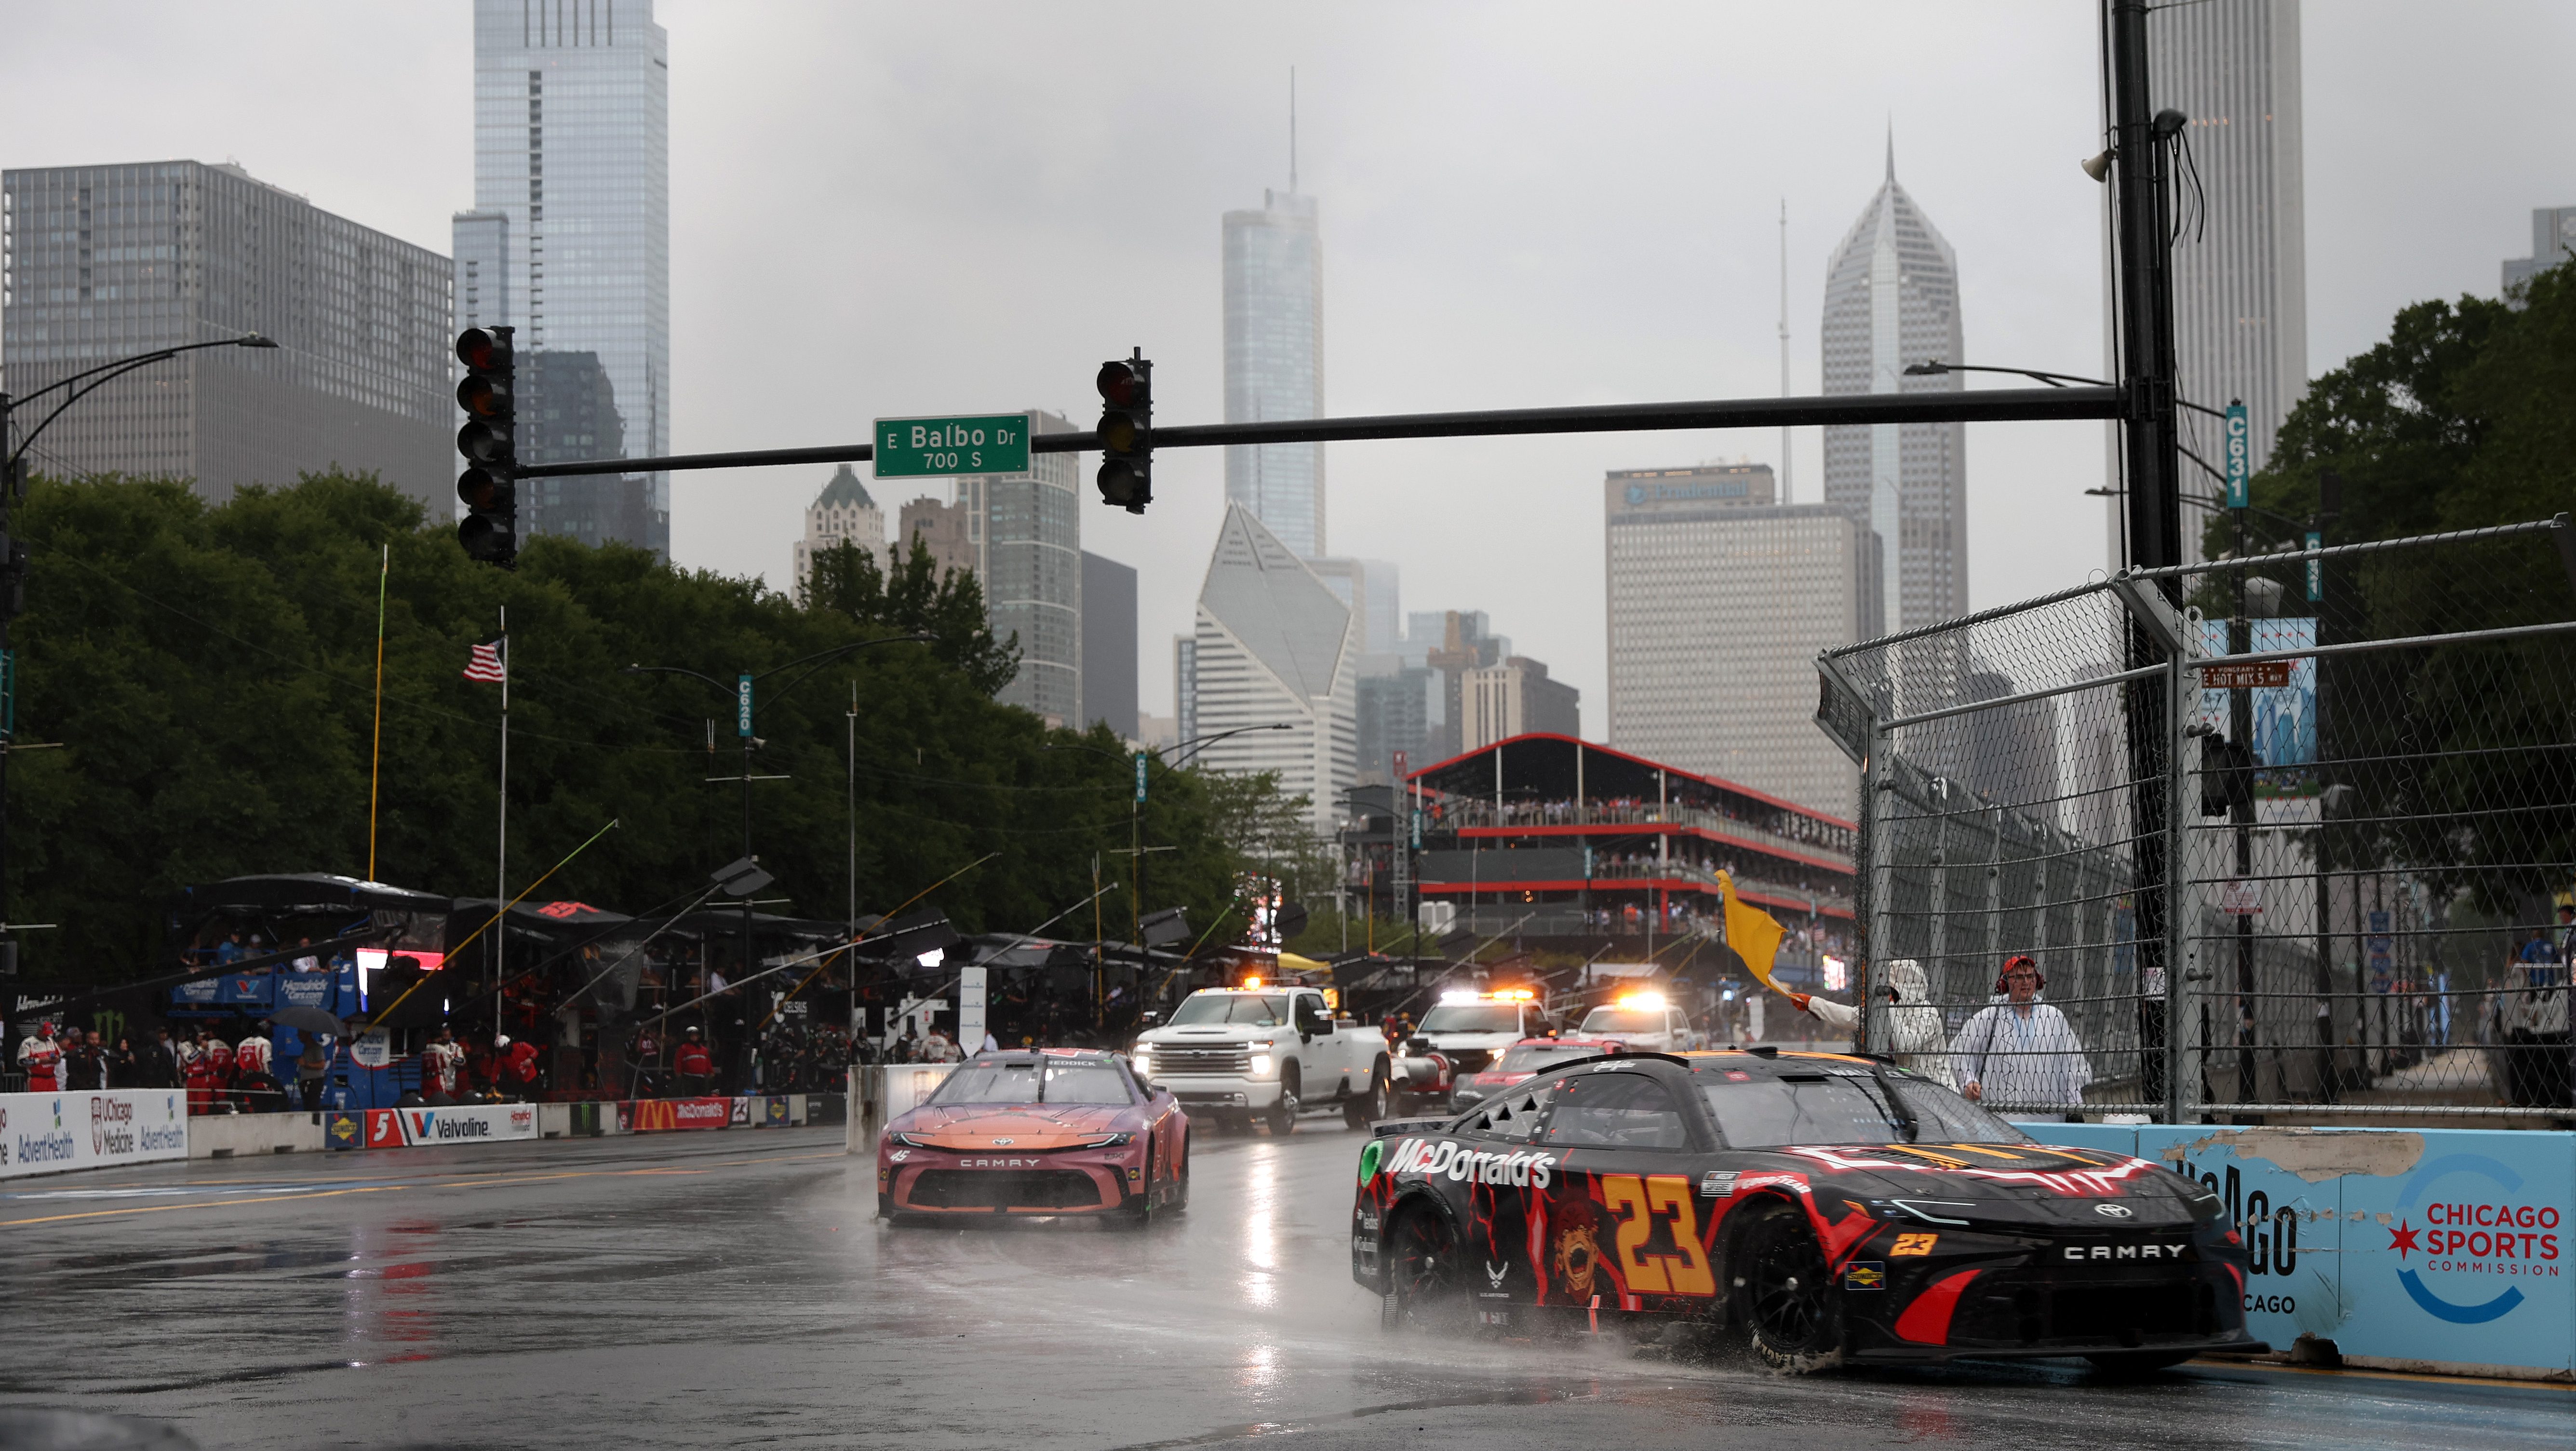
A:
[990,1138,1014,1146]
[2094,1203,2134,1218]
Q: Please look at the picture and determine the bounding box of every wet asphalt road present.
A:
[1,1122,2570,1451]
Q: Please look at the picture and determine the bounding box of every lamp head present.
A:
[238,334,282,349]
[2080,149,2114,183]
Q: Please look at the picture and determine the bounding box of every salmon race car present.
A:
[1350,1047,2265,1371]
[877,1048,1188,1226]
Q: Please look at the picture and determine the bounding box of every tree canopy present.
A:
[10,472,1301,988]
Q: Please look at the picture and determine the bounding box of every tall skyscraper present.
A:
[1081,551,1138,740]
[791,463,885,595]
[2,161,450,509]
[1605,463,1870,817]
[2503,205,2576,304]
[1462,658,1579,752]
[460,0,670,555]
[1307,557,1399,653]
[1222,188,1325,558]
[948,412,1082,726]
[2143,0,2307,554]
[1188,503,1358,834]
[1821,144,1966,636]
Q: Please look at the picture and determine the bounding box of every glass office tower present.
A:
[457,0,670,555]
[1221,189,1325,559]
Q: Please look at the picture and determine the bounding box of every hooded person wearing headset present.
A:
[1950,954,2091,1119]
[1787,959,1956,1089]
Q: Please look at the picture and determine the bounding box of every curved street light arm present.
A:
[1165,722,1292,769]
[8,336,278,467]
[620,662,732,698]
[1904,358,2232,422]
[756,631,935,711]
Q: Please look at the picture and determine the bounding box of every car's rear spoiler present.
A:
[1370,1116,1450,1139]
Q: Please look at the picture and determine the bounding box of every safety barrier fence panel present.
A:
[1822,516,2576,1125]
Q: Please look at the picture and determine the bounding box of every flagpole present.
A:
[496,605,509,1042]
[366,543,389,880]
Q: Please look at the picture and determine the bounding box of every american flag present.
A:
[462,640,507,684]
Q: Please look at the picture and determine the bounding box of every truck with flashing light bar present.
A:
[1570,991,1702,1054]
[1383,988,1559,1114]
[1129,979,1392,1135]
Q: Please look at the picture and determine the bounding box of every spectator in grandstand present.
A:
[1952,954,2092,1118]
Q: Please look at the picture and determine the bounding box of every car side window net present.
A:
[1457,1081,1554,1141]
[1539,1072,1688,1150]
[1697,1072,1907,1148]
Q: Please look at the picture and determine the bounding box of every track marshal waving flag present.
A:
[1717,870,1786,993]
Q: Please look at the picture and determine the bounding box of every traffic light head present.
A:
[453,326,518,567]
[1094,351,1152,514]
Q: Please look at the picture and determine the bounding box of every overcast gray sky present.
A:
[6,2,2569,723]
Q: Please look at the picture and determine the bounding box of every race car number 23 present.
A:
[1603,1174,1717,1296]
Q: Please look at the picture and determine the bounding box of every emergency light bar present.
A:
[1616,991,1668,1011]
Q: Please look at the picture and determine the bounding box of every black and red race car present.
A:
[1350,1047,2264,1371]
[877,1048,1187,1226]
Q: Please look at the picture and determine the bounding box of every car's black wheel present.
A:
[1382,1201,1466,1333]
[1125,1142,1157,1229]
[1345,1065,1392,1128]
[1267,1066,1301,1136]
[1170,1131,1190,1214]
[1737,1201,1843,1370]
[2085,1350,2196,1375]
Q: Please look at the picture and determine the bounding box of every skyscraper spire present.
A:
[1289,67,1298,193]
[1885,121,1895,182]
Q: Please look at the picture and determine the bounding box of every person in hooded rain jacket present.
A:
[1784,958,1957,1089]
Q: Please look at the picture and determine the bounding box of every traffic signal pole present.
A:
[510,384,2127,484]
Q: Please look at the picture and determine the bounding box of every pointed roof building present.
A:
[1185,503,1358,834]
[1819,139,1966,638]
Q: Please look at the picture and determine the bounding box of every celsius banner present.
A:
[626,1097,730,1132]
[0,1090,189,1180]
[2023,1123,2575,1376]
[361,1102,539,1148]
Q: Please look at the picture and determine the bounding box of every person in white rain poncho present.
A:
[1951,954,2091,1118]
[1788,959,1956,1089]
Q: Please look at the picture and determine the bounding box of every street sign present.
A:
[2224,401,2250,509]
[1134,751,1148,804]
[2306,530,2323,601]
[737,673,753,738]
[2197,659,2292,689]
[873,414,1030,478]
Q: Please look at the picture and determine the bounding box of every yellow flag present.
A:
[1718,870,1787,993]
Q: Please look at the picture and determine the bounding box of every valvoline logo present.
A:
[2386,1153,2562,1324]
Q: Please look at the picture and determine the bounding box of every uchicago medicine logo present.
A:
[2386,1153,2561,1324]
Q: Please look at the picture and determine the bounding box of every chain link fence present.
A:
[1816,515,2576,1126]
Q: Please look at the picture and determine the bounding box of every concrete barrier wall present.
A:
[2021,1122,2576,1380]
[188,1113,324,1159]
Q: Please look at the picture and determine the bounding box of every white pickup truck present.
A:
[1131,984,1391,1134]
[1384,990,1557,1113]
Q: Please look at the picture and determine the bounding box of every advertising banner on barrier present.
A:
[1,1089,189,1180]
[2024,1123,2575,1377]
[627,1097,730,1132]
[359,1102,539,1149]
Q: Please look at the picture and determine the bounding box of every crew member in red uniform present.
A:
[672,1027,715,1097]
[496,1034,541,1099]
[180,1029,215,1115]
[235,1024,277,1111]
[15,1022,63,1092]
[205,1034,237,1111]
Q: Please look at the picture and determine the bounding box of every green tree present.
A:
[802,537,1020,696]
[7,471,1270,990]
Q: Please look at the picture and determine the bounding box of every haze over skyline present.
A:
[4,1,2568,726]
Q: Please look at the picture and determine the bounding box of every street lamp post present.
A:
[0,334,277,982]
[624,632,930,1073]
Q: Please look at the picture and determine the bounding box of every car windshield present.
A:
[1496,1043,1610,1072]
[927,1061,1133,1105]
[1697,1068,2031,1147]
[1416,1004,1520,1034]
[1166,993,1288,1026]
[1579,1008,1665,1035]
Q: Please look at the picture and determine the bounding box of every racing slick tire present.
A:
[1379,1200,1467,1334]
[1125,1142,1158,1229]
[2083,1350,2196,1376]
[1171,1131,1190,1214]
[1344,1064,1392,1129]
[1266,1065,1302,1137]
[1736,1200,1844,1371]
